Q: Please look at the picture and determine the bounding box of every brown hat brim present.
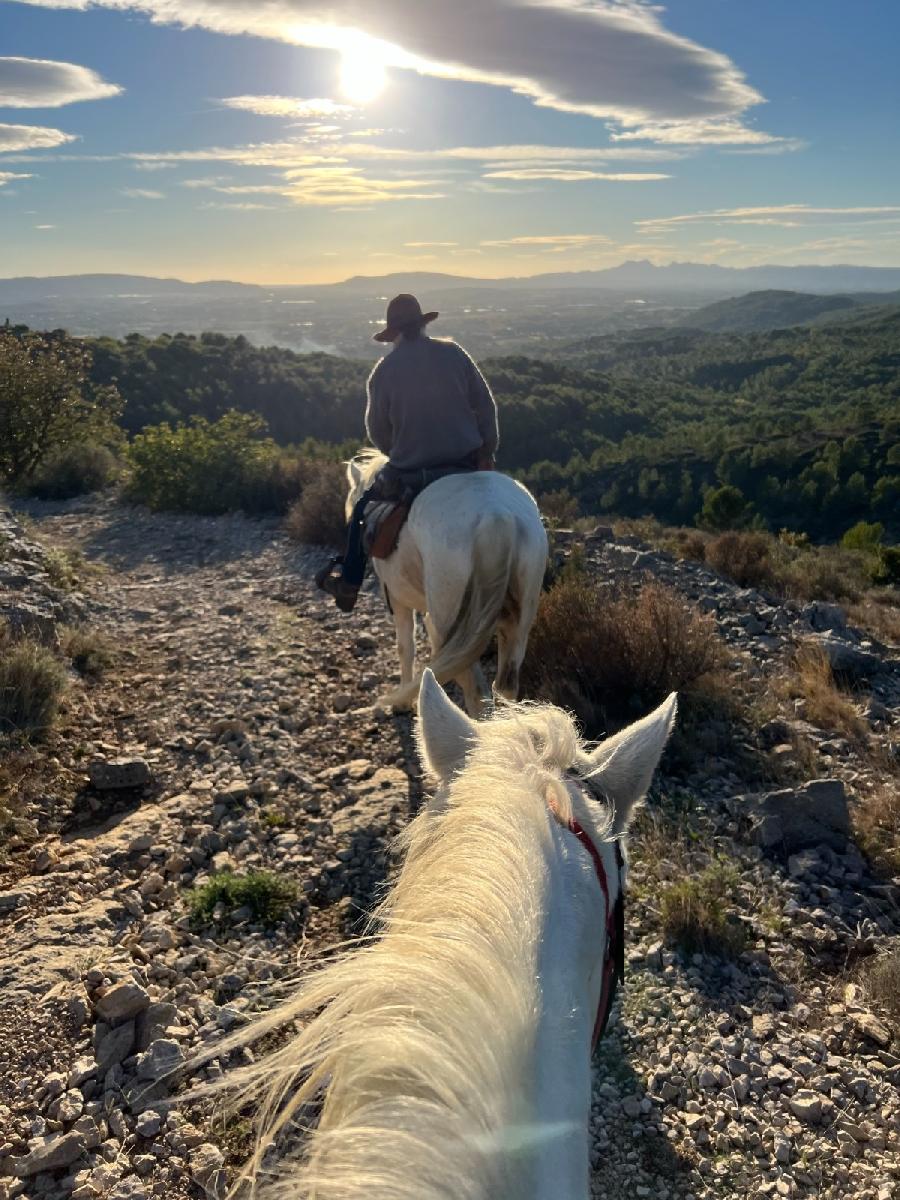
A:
[373,311,438,343]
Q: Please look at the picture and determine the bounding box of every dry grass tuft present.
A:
[0,629,68,737]
[62,627,116,678]
[780,644,869,744]
[864,950,900,1036]
[659,862,749,959]
[521,571,724,732]
[284,461,347,549]
[854,784,900,877]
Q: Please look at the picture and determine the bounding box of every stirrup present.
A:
[315,556,344,591]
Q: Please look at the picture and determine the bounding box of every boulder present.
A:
[747,779,850,853]
[13,1131,87,1177]
[802,602,847,633]
[94,980,151,1023]
[808,632,883,680]
[88,756,153,791]
[2,601,59,647]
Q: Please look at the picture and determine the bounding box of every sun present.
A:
[338,36,388,105]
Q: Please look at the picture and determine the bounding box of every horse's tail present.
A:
[383,510,516,710]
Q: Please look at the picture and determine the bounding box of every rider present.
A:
[317,293,499,611]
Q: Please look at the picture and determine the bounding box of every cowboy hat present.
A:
[373,293,439,343]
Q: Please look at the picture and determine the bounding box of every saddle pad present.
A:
[364,502,411,560]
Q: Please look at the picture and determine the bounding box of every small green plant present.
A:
[43,546,90,591]
[659,862,748,958]
[189,870,298,924]
[0,633,68,736]
[697,484,753,532]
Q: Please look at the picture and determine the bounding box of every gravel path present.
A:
[1,498,898,1200]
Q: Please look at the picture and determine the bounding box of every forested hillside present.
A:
[6,309,899,540]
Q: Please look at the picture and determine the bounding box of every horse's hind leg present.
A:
[424,613,485,718]
[393,602,416,687]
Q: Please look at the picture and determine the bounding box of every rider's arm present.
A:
[460,349,499,458]
[365,362,393,455]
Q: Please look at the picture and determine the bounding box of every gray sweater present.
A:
[365,336,499,470]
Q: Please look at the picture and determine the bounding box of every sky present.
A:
[1,0,899,283]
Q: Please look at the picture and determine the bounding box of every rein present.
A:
[563,776,626,1052]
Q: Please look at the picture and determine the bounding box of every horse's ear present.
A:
[417,670,477,783]
[588,693,677,835]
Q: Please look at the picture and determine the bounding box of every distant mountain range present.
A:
[5,260,900,301]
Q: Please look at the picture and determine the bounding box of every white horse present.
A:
[223,671,677,1200]
[346,451,548,715]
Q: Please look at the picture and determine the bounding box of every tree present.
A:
[0,330,121,484]
[697,484,753,532]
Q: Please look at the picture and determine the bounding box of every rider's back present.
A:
[366,336,497,471]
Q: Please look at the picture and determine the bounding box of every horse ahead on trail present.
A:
[219,672,677,1200]
[347,449,548,715]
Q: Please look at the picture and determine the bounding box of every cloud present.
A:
[120,187,165,199]
[0,57,122,107]
[0,122,77,152]
[609,118,797,148]
[0,171,33,187]
[481,234,611,248]
[133,161,176,171]
[483,168,669,182]
[199,200,281,210]
[35,223,56,229]
[220,95,354,118]
[404,241,458,247]
[13,0,767,130]
[638,204,900,230]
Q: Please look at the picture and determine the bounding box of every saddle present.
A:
[362,460,477,561]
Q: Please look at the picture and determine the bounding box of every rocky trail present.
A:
[1,497,899,1200]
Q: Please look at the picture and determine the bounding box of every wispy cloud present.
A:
[481,234,611,248]
[405,241,458,247]
[0,171,33,187]
[35,223,56,229]
[0,122,76,152]
[133,161,175,171]
[13,0,769,134]
[483,168,669,182]
[638,204,900,231]
[609,117,799,149]
[220,95,354,119]
[120,187,165,199]
[0,57,121,107]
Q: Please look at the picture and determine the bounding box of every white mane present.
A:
[222,701,607,1200]
[345,447,388,510]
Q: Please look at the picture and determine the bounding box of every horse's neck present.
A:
[528,823,607,1200]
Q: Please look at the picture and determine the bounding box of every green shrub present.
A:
[27,442,120,500]
[538,488,581,528]
[0,633,68,736]
[521,576,723,731]
[841,521,885,554]
[660,863,748,958]
[0,329,122,485]
[284,460,347,548]
[126,411,282,515]
[189,870,297,924]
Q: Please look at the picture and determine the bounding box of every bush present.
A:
[659,862,749,958]
[189,870,297,924]
[706,531,774,590]
[0,632,68,736]
[0,329,122,485]
[538,488,581,528]
[126,411,283,515]
[854,785,900,877]
[27,442,120,500]
[521,574,724,731]
[864,951,900,1036]
[284,460,347,548]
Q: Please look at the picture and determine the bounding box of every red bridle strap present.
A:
[568,819,625,1052]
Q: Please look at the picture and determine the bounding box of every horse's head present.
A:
[416,668,676,842]
[345,449,388,519]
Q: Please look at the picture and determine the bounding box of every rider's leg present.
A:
[341,494,370,588]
